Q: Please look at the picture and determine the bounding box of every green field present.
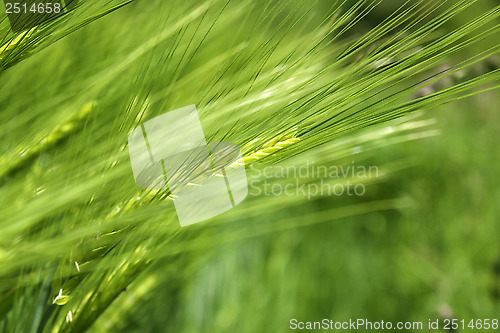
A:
[1,0,499,332]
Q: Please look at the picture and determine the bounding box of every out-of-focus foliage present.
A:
[0,0,499,332]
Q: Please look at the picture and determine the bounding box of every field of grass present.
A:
[0,0,499,332]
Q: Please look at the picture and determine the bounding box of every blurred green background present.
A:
[1,0,499,332]
[113,97,500,332]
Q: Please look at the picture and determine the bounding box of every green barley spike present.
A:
[0,101,94,179]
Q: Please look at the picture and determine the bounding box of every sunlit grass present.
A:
[0,0,499,331]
